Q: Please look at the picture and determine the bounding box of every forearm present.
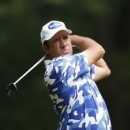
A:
[95,58,108,68]
[94,58,111,81]
[70,35,102,50]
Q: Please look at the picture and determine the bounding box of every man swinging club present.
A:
[40,20,112,130]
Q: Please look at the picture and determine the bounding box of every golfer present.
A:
[40,20,112,130]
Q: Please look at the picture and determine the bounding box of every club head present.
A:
[6,83,18,98]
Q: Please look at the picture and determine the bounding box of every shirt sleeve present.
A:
[89,64,95,80]
[53,52,91,86]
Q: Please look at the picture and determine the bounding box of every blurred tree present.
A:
[0,0,130,130]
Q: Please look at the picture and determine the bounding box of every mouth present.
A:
[61,45,69,53]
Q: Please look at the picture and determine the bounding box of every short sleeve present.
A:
[89,64,95,80]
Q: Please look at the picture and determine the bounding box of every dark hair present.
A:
[43,41,49,48]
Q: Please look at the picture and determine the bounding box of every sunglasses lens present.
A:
[6,83,18,98]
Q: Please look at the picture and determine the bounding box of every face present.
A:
[43,30,73,59]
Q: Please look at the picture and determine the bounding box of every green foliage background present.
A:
[0,0,130,129]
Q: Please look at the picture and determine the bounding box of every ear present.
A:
[42,45,49,54]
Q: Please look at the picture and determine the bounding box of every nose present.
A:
[60,38,67,47]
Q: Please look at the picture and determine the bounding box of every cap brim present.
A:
[45,29,72,41]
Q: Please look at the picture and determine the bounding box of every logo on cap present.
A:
[48,22,61,29]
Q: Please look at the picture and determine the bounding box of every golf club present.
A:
[6,54,47,98]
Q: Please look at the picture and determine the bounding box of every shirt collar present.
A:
[44,60,51,67]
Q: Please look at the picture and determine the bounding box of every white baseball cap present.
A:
[40,20,72,44]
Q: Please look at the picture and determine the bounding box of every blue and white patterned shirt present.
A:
[44,52,112,130]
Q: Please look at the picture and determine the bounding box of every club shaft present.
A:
[14,54,47,85]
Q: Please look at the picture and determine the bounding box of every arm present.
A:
[70,35,105,66]
[94,58,111,82]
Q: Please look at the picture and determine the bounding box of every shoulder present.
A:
[45,52,89,72]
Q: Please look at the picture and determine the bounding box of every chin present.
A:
[63,51,71,55]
